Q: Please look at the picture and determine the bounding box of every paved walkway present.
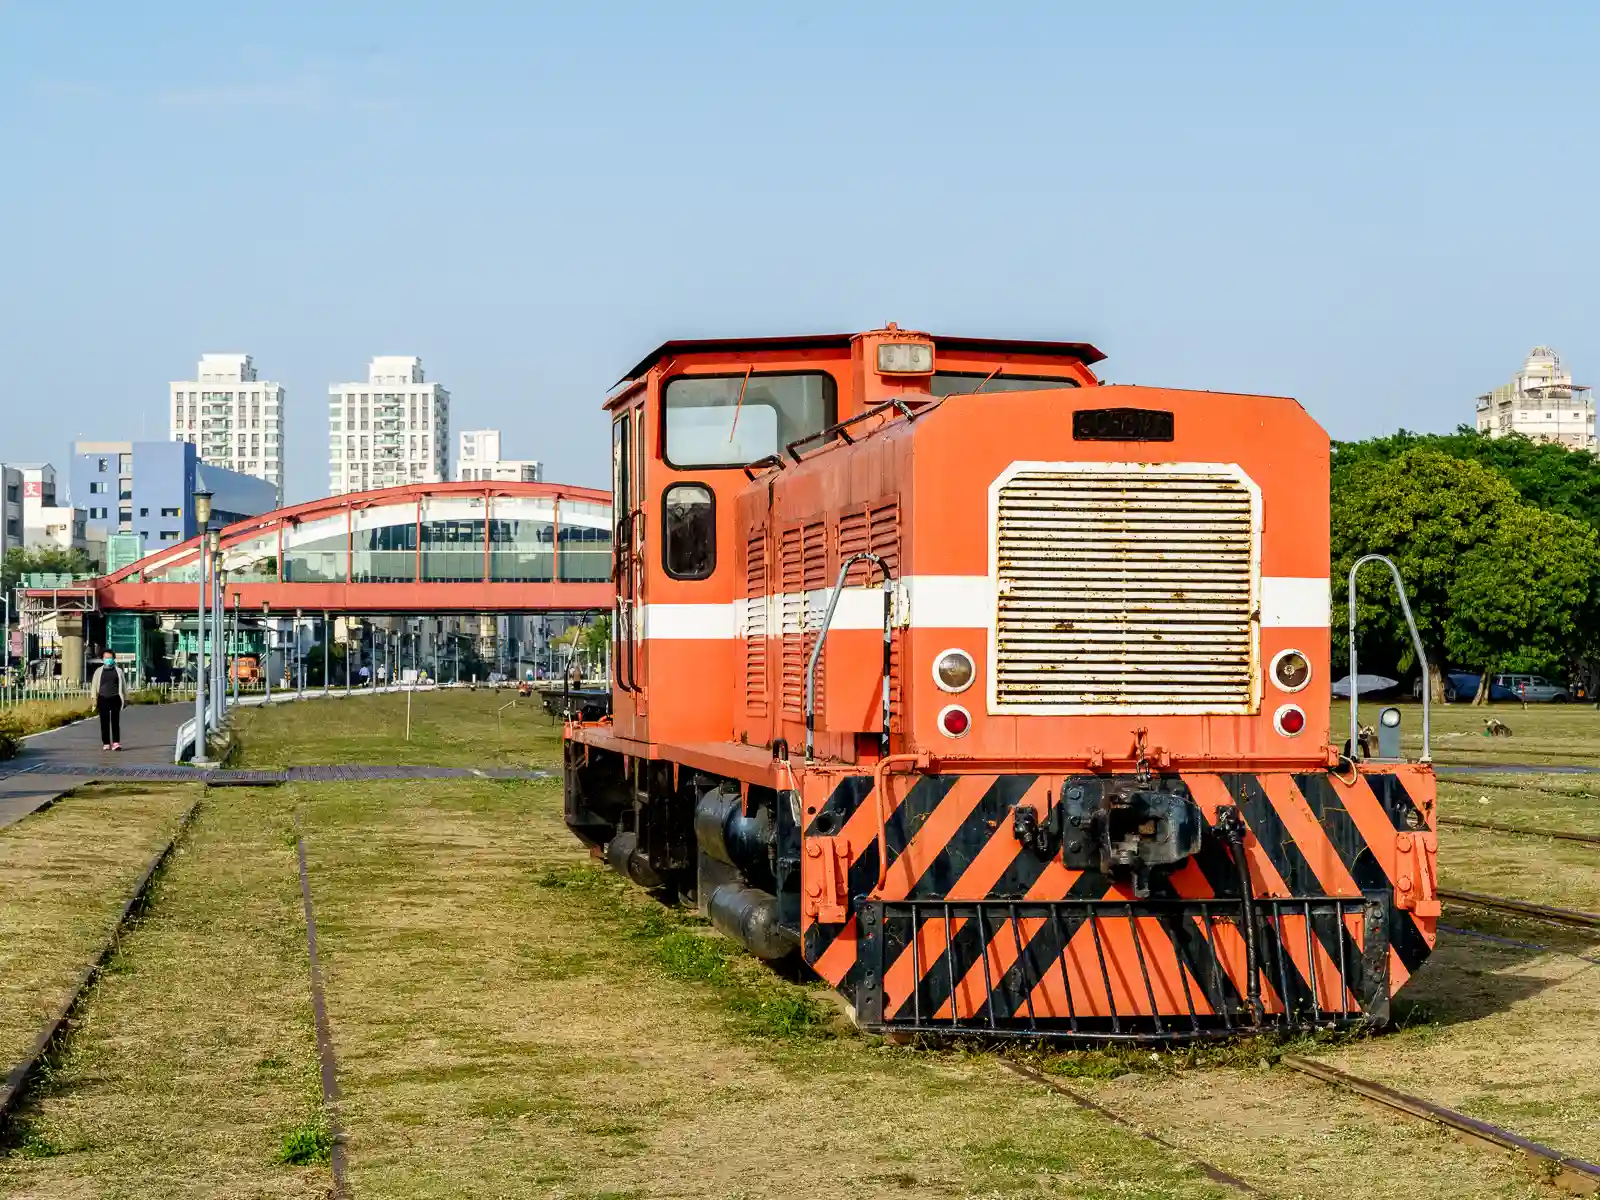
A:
[0,703,192,829]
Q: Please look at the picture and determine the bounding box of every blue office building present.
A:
[70,440,278,554]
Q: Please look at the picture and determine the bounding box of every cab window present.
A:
[664,372,836,468]
[662,484,715,579]
[931,372,1080,396]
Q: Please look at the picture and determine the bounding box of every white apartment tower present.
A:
[170,354,286,500]
[456,429,543,482]
[1475,346,1596,453]
[329,356,451,495]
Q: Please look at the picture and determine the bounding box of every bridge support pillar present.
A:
[57,613,85,686]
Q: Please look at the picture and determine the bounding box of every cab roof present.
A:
[616,331,1107,385]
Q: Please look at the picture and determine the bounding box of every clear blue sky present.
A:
[3,1,1598,504]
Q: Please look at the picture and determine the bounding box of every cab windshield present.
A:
[664,372,836,468]
[931,371,1081,396]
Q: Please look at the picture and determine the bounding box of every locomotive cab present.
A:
[566,325,1438,1042]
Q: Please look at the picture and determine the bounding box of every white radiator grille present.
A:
[991,463,1258,712]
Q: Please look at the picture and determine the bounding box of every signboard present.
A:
[8,631,21,656]
[22,481,41,498]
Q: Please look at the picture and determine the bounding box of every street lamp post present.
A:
[295,607,304,697]
[192,486,213,764]
[231,592,240,705]
[261,601,272,704]
[323,611,330,693]
[210,529,224,724]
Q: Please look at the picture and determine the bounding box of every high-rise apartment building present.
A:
[455,429,543,482]
[169,354,286,500]
[1475,346,1596,453]
[328,357,451,495]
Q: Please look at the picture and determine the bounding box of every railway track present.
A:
[1439,814,1600,846]
[1281,1056,1600,1196]
[1442,888,1600,930]
[1005,1046,1600,1197]
[0,797,201,1134]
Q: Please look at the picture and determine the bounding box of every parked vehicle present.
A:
[1493,673,1570,703]
[1437,672,1566,702]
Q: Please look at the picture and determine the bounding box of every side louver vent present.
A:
[992,464,1258,712]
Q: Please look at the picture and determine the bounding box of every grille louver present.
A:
[993,464,1258,711]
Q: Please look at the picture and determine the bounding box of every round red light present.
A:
[940,706,970,737]
[1278,706,1306,735]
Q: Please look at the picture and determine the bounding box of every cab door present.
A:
[611,398,648,730]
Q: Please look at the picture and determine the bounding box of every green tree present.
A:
[1,546,92,597]
[1334,428,1600,530]
[1331,448,1522,699]
[580,614,611,660]
[1444,505,1600,701]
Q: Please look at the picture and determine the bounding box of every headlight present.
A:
[877,342,934,374]
[933,648,975,693]
[1270,648,1311,692]
[1379,707,1401,728]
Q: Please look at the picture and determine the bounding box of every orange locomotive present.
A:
[564,325,1439,1041]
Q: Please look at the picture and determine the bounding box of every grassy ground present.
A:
[234,688,561,770]
[0,784,196,1071]
[0,784,328,1197]
[4,690,1595,1198]
[1333,699,1600,766]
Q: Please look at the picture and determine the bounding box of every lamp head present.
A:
[192,486,213,527]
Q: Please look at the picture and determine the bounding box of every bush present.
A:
[0,711,20,760]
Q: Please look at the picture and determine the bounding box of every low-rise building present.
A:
[1475,346,1596,452]
[456,428,542,482]
[0,463,88,560]
[70,440,277,556]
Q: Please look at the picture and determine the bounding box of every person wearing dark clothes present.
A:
[89,653,126,750]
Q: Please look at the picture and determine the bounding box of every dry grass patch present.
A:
[232,688,563,770]
[0,787,328,1198]
[298,778,1231,1199]
[0,783,197,1068]
[1439,775,1600,838]
[1438,824,1600,912]
[1333,700,1600,767]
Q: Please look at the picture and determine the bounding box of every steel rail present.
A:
[1437,815,1600,846]
[1282,1055,1600,1196]
[295,816,349,1197]
[1442,888,1600,930]
[996,1058,1265,1196]
[0,795,202,1132]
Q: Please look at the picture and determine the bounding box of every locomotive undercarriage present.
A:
[563,742,804,961]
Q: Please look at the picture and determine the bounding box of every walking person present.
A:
[90,652,127,751]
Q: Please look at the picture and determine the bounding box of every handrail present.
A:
[784,397,917,463]
[804,552,893,763]
[1348,554,1430,763]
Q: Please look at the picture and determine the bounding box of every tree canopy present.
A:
[1,546,93,598]
[1331,436,1600,689]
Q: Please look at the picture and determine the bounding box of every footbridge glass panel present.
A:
[557,498,611,582]
[489,496,555,582]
